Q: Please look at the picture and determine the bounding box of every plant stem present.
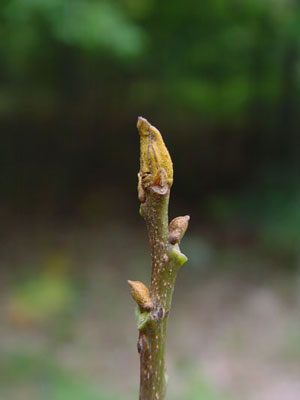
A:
[129,117,189,400]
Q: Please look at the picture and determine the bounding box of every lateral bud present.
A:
[128,280,153,311]
[168,215,190,245]
[151,167,169,196]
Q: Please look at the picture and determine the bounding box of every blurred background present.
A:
[1,0,300,399]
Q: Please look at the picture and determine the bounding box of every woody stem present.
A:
[138,187,187,400]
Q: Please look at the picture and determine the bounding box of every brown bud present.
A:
[128,280,153,311]
[168,215,190,245]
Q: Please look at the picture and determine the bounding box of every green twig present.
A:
[128,117,189,400]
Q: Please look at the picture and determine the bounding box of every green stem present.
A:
[138,182,187,400]
[129,117,189,400]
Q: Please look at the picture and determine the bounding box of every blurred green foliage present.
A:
[174,376,229,400]
[1,0,299,118]
[7,270,76,326]
[0,351,119,400]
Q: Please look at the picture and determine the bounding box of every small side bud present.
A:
[137,173,146,203]
[151,167,169,196]
[168,215,190,245]
[153,167,166,187]
[128,280,153,311]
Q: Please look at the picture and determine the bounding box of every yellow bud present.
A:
[137,117,173,190]
[168,215,190,245]
[128,280,153,311]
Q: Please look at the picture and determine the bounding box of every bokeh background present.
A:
[1,0,300,399]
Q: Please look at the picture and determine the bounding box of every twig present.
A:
[128,117,189,400]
